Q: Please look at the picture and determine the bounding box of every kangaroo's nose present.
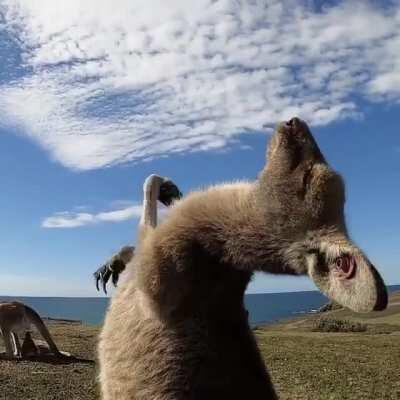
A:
[286,117,301,128]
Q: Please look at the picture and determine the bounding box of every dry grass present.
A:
[0,322,99,400]
[1,292,399,399]
[257,330,400,400]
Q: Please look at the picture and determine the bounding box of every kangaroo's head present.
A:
[259,117,387,312]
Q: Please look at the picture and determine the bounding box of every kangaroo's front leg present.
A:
[1,327,16,359]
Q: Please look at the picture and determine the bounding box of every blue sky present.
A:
[0,0,399,296]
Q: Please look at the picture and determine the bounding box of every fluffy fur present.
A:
[99,118,387,399]
[94,176,182,294]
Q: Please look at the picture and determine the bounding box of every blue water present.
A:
[1,285,399,326]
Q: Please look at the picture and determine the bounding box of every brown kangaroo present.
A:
[98,118,387,400]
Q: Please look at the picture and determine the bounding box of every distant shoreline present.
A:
[43,316,82,324]
[1,284,399,299]
[2,285,399,326]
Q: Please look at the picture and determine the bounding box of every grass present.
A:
[257,330,400,400]
[0,322,99,400]
[1,292,400,399]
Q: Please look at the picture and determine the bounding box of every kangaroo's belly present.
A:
[9,316,31,333]
[99,289,275,400]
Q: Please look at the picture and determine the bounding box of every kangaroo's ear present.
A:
[307,240,388,312]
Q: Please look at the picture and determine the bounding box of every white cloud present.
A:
[42,204,143,228]
[41,202,171,228]
[0,0,399,170]
[42,212,95,228]
[97,206,142,222]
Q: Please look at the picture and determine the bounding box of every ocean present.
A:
[1,285,399,326]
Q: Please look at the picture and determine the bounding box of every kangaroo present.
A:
[94,175,182,294]
[99,118,387,399]
[0,301,61,359]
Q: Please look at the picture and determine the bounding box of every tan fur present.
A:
[95,175,181,293]
[99,118,387,399]
[0,301,61,359]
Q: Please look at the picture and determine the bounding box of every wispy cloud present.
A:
[41,202,171,228]
[42,204,143,228]
[0,0,399,170]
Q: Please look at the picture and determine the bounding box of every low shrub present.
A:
[312,318,367,333]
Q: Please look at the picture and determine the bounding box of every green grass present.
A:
[1,292,400,399]
[256,330,400,399]
[256,290,400,399]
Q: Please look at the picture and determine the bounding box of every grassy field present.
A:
[1,293,399,400]
[0,322,99,400]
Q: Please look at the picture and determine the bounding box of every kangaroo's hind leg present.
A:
[11,331,22,358]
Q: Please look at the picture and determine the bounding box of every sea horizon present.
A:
[2,284,399,327]
[2,283,399,298]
